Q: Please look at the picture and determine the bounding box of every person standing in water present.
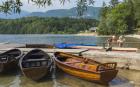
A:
[107,35,117,47]
[106,35,117,51]
[117,35,125,47]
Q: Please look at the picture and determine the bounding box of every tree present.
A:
[98,0,136,35]
[109,0,119,8]
[105,3,128,35]
[97,2,109,35]
[133,0,140,29]
[124,0,135,33]
[0,17,99,34]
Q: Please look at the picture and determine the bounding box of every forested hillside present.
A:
[0,17,98,34]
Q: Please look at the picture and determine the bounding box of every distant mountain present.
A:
[28,6,101,20]
[0,6,101,20]
[0,10,29,19]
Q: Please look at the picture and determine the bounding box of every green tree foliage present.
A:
[98,0,137,35]
[98,2,109,35]
[0,17,98,34]
[105,3,128,35]
[134,0,140,29]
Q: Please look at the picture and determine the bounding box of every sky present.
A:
[0,0,111,12]
[21,0,111,12]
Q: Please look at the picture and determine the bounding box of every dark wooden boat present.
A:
[0,49,23,73]
[54,52,118,85]
[19,49,52,81]
[25,44,54,48]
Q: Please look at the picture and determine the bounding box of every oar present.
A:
[106,47,112,52]
[78,49,89,56]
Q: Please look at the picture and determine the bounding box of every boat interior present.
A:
[0,50,21,63]
[22,52,51,68]
[55,52,117,72]
[0,55,8,63]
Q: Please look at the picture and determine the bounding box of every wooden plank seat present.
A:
[24,58,49,62]
[64,61,82,64]
[64,58,82,64]
[72,63,98,71]
[23,58,49,68]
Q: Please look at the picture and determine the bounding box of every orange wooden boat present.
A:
[54,52,118,85]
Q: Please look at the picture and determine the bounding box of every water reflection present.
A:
[0,68,138,87]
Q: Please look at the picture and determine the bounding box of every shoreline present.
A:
[77,33,140,39]
[0,33,140,39]
[126,34,140,39]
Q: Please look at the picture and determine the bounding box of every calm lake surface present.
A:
[0,34,140,48]
[0,34,140,87]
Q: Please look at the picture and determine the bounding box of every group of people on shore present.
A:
[107,35,125,47]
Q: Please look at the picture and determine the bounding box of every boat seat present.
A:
[85,64,97,71]
[73,63,97,71]
[65,59,82,64]
[65,61,82,64]
[23,59,49,68]
[25,58,49,62]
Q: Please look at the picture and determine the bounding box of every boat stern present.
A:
[100,70,118,84]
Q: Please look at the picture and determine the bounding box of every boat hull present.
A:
[0,61,18,73]
[19,49,52,81]
[22,66,49,81]
[55,60,118,85]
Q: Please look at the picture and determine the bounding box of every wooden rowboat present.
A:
[0,49,23,73]
[71,46,138,52]
[25,44,54,48]
[19,49,52,81]
[54,52,118,85]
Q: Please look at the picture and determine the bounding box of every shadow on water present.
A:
[0,70,21,87]
[109,77,134,87]
[0,67,138,87]
[53,67,135,87]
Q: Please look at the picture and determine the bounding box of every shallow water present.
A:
[0,69,139,87]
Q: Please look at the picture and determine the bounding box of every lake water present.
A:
[0,68,140,87]
[0,34,140,87]
[0,34,140,48]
